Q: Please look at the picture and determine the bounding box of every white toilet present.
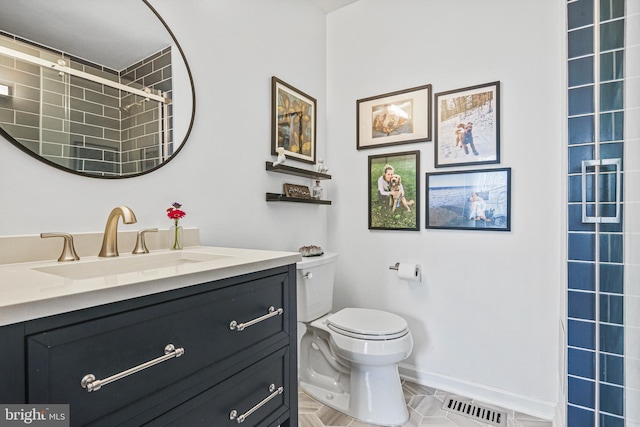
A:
[296,252,413,426]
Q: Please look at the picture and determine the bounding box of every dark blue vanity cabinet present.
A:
[0,264,298,427]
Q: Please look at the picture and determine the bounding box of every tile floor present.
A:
[298,380,553,427]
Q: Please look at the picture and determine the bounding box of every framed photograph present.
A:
[357,85,432,150]
[368,150,420,231]
[272,76,316,164]
[434,81,500,168]
[426,167,511,231]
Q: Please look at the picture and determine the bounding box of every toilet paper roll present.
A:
[397,263,421,282]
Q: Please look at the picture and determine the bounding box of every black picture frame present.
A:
[368,150,420,231]
[271,76,317,164]
[426,167,511,231]
[434,81,500,168]
[357,85,432,150]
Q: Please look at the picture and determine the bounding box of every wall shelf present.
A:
[266,193,332,204]
[265,161,332,205]
[265,162,331,180]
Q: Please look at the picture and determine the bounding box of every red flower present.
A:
[167,203,186,224]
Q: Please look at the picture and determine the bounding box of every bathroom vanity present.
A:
[0,246,300,426]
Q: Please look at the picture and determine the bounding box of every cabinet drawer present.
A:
[27,272,290,425]
[146,347,290,426]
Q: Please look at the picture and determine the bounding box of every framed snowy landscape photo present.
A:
[434,81,500,168]
[426,167,511,231]
[357,84,432,150]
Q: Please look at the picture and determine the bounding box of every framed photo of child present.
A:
[368,150,420,231]
[426,167,511,231]
[434,81,500,168]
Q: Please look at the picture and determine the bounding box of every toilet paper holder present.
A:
[389,263,400,270]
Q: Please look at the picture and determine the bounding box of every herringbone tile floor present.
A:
[298,381,553,427]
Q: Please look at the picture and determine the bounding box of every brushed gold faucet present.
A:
[98,206,137,257]
[40,232,80,262]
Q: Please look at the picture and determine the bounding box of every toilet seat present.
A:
[327,308,409,340]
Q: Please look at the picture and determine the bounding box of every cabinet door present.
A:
[146,347,291,427]
[27,272,290,425]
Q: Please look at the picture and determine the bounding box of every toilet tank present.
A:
[296,252,338,322]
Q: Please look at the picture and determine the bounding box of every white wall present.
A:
[326,0,564,419]
[0,0,329,253]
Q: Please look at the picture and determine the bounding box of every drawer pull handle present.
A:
[229,383,284,423]
[229,306,283,331]
[80,343,185,392]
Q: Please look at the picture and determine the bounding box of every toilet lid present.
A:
[327,308,409,340]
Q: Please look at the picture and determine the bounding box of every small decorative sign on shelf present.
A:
[283,183,311,199]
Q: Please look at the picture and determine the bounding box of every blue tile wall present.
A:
[599,51,623,81]
[599,263,623,293]
[569,347,596,378]
[569,291,596,320]
[599,112,623,142]
[568,261,596,291]
[569,233,596,261]
[569,56,595,86]
[569,376,596,408]
[569,86,595,115]
[569,115,595,144]
[569,405,595,427]
[600,20,625,51]
[568,319,596,350]
[567,1,625,425]
[600,353,624,385]
[569,0,594,29]
[569,27,595,58]
[600,0,625,20]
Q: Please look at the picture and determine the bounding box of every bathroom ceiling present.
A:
[314,0,359,13]
[0,0,359,71]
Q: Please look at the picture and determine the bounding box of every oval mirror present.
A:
[0,0,195,178]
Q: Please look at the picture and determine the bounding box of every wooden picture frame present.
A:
[272,76,317,164]
[368,150,420,231]
[426,167,511,231]
[283,183,311,199]
[434,81,500,168]
[357,85,432,150]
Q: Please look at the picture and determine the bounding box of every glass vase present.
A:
[170,225,183,250]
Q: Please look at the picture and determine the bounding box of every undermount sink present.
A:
[33,251,231,280]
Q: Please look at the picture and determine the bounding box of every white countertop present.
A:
[0,246,301,326]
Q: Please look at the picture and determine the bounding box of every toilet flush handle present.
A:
[302,272,312,279]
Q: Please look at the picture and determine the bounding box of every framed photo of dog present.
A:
[426,167,511,231]
[434,81,500,168]
[271,76,317,164]
[357,85,432,150]
[368,150,420,231]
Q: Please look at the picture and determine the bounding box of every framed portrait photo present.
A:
[368,150,420,231]
[434,81,500,168]
[357,84,432,150]
[426,167,511,231]
[272,76,317,164]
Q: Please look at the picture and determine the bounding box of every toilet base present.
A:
[300,363,409,427]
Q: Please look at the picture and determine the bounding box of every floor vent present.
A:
[441,396,507,426]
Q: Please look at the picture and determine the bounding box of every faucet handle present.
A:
[41,232,80,262]
[132,228,158,254]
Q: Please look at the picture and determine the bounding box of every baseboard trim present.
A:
[398,364,557,422]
